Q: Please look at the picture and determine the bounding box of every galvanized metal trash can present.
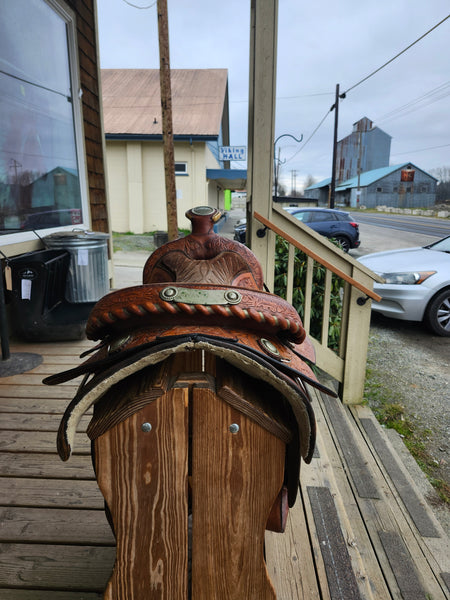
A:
[44,230,110,303]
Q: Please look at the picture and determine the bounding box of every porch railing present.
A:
[253,206,382,404]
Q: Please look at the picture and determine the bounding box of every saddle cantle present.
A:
[45,205,336,507]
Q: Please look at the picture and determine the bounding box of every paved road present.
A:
[352,212,450,238]
[349,216,447,259]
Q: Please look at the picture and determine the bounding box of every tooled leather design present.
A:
[85,283,306,344]
[143,209,263,289]
[152,251,258,286]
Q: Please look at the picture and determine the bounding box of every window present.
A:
[308,211,335,223]
[175,162,188,175]
[0,0,86,236]
[376,187,383,193]
[293,211,310,223]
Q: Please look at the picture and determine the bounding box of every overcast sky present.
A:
[97,0,450,191]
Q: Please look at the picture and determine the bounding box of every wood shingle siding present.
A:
[67,0,109,234]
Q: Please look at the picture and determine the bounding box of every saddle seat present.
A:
[45,206,336,507]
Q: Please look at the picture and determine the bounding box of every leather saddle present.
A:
[44,206,336,506]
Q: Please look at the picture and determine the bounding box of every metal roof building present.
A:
[305,163,437,209]
[102,68,229,139]
[101,69,245,233]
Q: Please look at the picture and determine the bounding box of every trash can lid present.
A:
[44,230,109,241]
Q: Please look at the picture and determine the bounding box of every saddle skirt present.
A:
[45,206,336,506]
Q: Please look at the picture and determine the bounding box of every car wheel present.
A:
[424,288,450,337]
[333,236,350,252]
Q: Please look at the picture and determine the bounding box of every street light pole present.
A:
[273,133,303,199]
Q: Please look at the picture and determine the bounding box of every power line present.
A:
[391,143,450,157]
[377,89,450,126]
[374,81,450,122]
[284,108,331,163]
[342,13,450,95]
[229,91,333,104]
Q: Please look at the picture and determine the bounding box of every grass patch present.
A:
[112,230,191,253]
[364,366,449,505]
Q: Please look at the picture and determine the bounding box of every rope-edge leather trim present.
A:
[85,285,306,344]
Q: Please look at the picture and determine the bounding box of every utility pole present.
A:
[291,169,297,196]
[329,83,340,209]
[157,0,178,241]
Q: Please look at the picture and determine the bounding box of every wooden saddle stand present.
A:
[45,206,336,599]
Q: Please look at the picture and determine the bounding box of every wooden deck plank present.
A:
[0,397,91,414]
[300,391,391,600]
[1,340,448,598]
[0,430,90,453]
[306,485,361,599]
[0,477,104,508]
[0,507,115,544]
[10,361,86,375]
[0,592,102,600]
[319,391,448,600]
[9,341,92,354]
[0,373,84,386]
[351,404,450,582]
[0,452,95,479]
[0,384,78,398]
[0,413,90,432]
[265,494,322,600]
[0,543,115,590]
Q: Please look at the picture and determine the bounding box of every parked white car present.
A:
[358,235,450,336]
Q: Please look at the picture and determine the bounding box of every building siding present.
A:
[362,168,437,209]
[105,139,221,233]
[68,0,110,234]
[336,118,391,184]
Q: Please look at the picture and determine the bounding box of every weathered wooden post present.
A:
[46,206,334,599]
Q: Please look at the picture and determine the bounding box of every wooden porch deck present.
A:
[0,339,449,599]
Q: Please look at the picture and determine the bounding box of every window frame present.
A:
[0,0,90,246]
[175,161,188,176]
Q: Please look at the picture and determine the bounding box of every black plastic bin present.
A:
[8,249,96,342]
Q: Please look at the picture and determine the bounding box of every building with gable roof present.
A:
[305,163,437,209]
[102,68,245,233]
[304,117,437,208]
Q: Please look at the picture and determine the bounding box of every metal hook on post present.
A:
[273,133,303,199]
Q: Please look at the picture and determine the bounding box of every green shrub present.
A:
[273,236,344,352]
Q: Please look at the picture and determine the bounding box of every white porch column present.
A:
[246,0,278,289]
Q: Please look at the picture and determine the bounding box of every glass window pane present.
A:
[0,0,83,233]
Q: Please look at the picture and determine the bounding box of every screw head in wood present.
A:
[141,422,152,433]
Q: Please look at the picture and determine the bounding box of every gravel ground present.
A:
[366,314,450,532]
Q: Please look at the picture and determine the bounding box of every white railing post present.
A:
[256,208,382,404]
[339,273,374,404]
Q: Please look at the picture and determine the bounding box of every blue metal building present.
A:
[304,117,437,208]
[305,163,437,209]
[336,117,391,182]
